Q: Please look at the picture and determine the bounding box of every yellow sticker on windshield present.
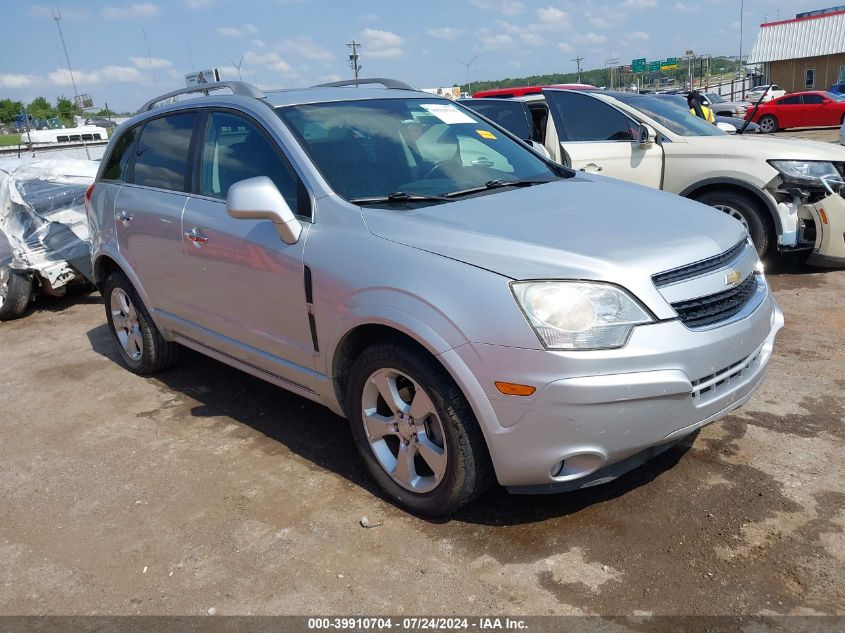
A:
[476,129,497,140]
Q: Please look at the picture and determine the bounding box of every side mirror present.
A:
[227,176,302,245]
[638,123,657,147]
[716,121,737,134]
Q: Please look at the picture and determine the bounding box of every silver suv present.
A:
[87,79,783,515]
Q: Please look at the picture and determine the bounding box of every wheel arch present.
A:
[92,249,155,313]
[680,177,782,236]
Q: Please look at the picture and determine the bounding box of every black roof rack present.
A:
[138,81,266,113]
[312,78,417,91]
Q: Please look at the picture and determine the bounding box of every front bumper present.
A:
[453,289,783,489]
[805,194,845,268]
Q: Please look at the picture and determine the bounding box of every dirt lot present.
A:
[0,253,842,618]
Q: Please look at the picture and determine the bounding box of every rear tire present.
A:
[103,271,179,374]
[346,342,493,516]
[758,115,778,133]
[0,265,33,321]
[694,189,772,257]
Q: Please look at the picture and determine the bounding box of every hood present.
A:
[684,134,845,161]
[361,176,746,283]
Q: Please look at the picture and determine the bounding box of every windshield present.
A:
[616,94,727,137]
[277,98,558,204]
[704,93,726,103]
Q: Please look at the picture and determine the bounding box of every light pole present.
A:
[52,9,79,103]
[457,55,479,95]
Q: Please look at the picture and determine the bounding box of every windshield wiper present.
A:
[444,178,553,198]
[349,191,453,205]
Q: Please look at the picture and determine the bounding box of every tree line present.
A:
[0,96,118,127]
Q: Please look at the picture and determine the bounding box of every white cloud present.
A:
[361,28,404,58]
[578,32,608,45]
[557,42,574,53]
[268,60,292,73]
[48,65,144,86]
[674,1,699,13]
[184,0,213,8]
[129,56,172,69]
[280,36,333,61]
[480,33,515,49]
[425,27,466,40]
[622,0,656,7]
[535,6,570,29]
[101,2,158,20]
[520,32,545,46]
[0,74,37,88]
[623,30,650,44]
[470,0,524,15]
[241,50,296,75]
[217,22,258,37]
[29,5,90,19]
[251,39,266,48]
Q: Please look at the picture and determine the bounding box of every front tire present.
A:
[0,265,33,321]
[103,271,179,374]
[694,190,772,257]
[346,342,492,516]
[758,115,778,133]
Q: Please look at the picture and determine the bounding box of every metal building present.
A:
[746,6,845,92]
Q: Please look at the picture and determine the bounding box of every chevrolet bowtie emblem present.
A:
[724,269,743,286]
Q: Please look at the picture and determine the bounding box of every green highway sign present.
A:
[632,58,646,73]
[661,57,678,70]
[648,60,661,72]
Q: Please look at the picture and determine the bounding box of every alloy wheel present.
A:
[713,204,750,232]
[360,368,448,494]
[110,287,143,361]
[759,117,776,133]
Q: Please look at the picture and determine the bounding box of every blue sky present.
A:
[0,0,828,111]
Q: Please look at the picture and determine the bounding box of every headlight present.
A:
[769,160,845,193]
[511,281,654,350]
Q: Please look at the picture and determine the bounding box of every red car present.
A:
[746,90,845,133]
[472,83,595,98]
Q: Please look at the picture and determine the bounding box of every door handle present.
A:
[117,210,133,224]
[184,228,209,246]
[581,163,603,173]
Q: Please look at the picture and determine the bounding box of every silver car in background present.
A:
[87,80,783,515]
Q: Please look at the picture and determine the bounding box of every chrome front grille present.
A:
[671,274,759,328]
[652,239,747,288]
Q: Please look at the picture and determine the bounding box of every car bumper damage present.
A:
[0,158,97,294]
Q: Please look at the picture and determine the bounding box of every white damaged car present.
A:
[0,159,97,320]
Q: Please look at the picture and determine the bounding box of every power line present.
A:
[347,40,362,81]
[571,56,585,83]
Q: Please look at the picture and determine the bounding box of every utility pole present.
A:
[457,56,479,95]
[738,0,744,83]
[605,56,619,90]
[571,56,585,83]
[52,9,79,103]
[347,40,362,81]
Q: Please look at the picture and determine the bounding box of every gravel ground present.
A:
[1,266,843,617]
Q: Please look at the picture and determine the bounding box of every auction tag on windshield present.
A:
[420,103,476,124]
[476,129,497,139]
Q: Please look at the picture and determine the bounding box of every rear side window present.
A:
[199,110,307,216]
[102,125,139,181]
[778,95,801,105]
[132,113,197,192]
[802,94,824,104]
[545,91,636,142]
